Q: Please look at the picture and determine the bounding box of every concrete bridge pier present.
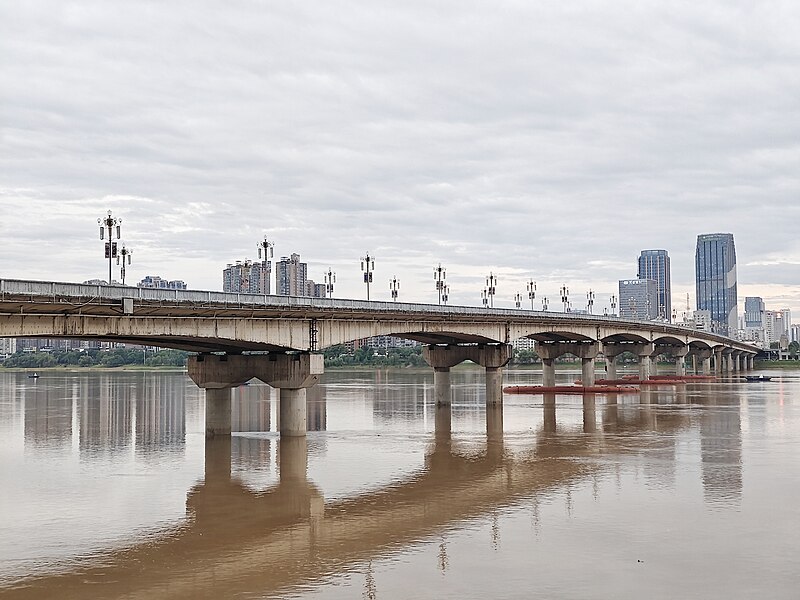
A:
[423,344,512,406]
[433,368,452,406]
[188,353,324,438]
[537,342,600,387]
[660,347,688,377]
[205,388,233,437]
[714,349,724,375]
[542,359,556,387]
[703,355,712,375]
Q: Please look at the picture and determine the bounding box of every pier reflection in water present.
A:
[0,367,797,599]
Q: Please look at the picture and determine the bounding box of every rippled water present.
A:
[1,366,799,599]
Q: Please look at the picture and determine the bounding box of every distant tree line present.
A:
[1,348,189,369]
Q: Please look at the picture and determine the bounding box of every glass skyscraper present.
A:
[696,233,738,336]
[638,249,671,321]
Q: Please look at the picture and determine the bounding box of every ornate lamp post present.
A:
[361,252,375,300]
[389,276,400,301]
[586,289,595,314]
[527,279,536,310]
[117,244,132,285]
[257,236,274,262]
[324,268,336,298]
[97,210,121,284]
[434,263,447,305]
[560,284,569,313]
[542,296,549,311]
[610,294,617,316]
[514,292,522,309]
[441,284,449,305]
[485,272,497,308]
[481,288,489,308]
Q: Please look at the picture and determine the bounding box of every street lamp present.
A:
[485,272,497,308]
[117,243,132,285]
[97,210,121,284]
[560,284,569,313]
[441,284,449,305]
[257,236,274,262]
[586,289,595,314]
[514,292,522,309]
[389,276,400,301]
[542,296,549,311]
[434,263,447,305]
[361,252,375,300]
[481,288,489,308]
[324,268,336,298]
[610,294,617,316]
[527,279,536,310]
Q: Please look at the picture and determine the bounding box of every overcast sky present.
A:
[2,1,799,318]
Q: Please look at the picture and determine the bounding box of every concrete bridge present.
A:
[0,278,758,436]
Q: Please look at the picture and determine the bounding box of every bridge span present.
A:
[0,278,759,437]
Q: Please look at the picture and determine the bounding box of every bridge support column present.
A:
[188,353,324,438]
[279,388,307,437]
[724,352,733,374]
[714,349,724,375]
[639,356,652,381]
[485,367,504,405]
[423,344,512,406]
[542,359,556,387]
[205,388,232,437]
[703,356,712,375]
[733,353,741,372]
[676,356,686,377]
[537,341,600,387]
[433,368,452,406]
[581,357,596,387]
[605,356,617,380]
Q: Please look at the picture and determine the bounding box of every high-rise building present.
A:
[0,337,17,356]
[276,253,308,296]
[222,260,271,294]
[765,309,792,345]
[618,279,658,320]
[744,297,765,328]
[305,280,326,298]
[638,249,671,321]
[695,233,738,336]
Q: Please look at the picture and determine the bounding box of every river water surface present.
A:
[1,366,799,599]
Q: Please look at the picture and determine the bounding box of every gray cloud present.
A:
[2,1,799,316]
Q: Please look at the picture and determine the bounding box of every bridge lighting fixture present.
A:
[542,296,549,311]
[117,243,132,286]
[485,273,497,308]
[586,289,595,314]
[389,276,400,301]
[481,288,489,308]
[441,284,449,305]
[610,294,617,316]
[324,268,336,298]
[527,279,536,310]
[361,253,375,300]
[434,263,447,305]
[560,284,569,313]
[514,292,522,309]
[98,210,122,284]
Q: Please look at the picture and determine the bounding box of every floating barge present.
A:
[503,385,639,394]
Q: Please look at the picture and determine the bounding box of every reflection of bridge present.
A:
[5,390,740,600]
[0,279,758,436]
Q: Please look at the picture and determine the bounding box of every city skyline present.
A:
[1,3,799,315]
